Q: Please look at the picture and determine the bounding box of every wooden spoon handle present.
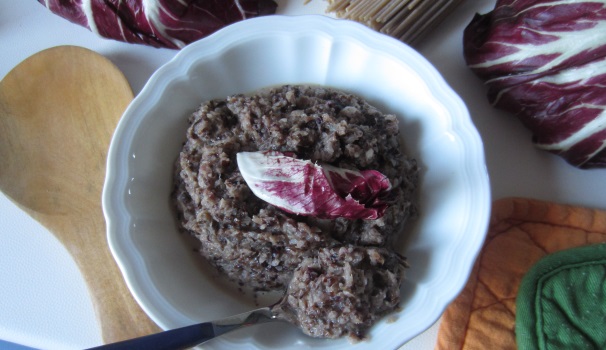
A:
[0,46,160,343]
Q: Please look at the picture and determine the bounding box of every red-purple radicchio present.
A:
[464,0,606,168]
[38,0,278,49]
[237,151,393,220]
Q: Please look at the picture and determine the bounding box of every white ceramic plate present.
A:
[103,15,490,349]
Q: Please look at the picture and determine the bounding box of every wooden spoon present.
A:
[0,46,160,344]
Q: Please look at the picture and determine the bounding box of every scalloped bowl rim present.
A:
[103,15,490,349]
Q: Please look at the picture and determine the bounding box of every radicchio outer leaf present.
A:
[236,151,393,220]
[38,0,278,49]
[463,0,606,168]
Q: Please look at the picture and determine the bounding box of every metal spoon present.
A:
[86,303,288,350]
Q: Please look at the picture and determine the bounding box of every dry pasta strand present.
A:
[317,0,463,45]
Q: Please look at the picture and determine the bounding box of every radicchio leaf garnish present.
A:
[237,151,392,220]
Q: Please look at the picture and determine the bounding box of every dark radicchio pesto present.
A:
[172,85,418,339]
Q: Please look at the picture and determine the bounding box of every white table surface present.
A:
[1,1,605,349]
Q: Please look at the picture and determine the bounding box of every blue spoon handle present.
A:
[87,322,217,350]
[86,306,277,350]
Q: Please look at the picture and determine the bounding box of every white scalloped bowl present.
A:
[103,15,490,349]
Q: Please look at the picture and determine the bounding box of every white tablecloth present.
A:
[1,1,605,349]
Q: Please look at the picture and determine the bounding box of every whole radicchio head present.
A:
[463,0,606,168]
[38,0,278,49]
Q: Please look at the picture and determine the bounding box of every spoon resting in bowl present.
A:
[85,242,410,348]
[86,302,288,350]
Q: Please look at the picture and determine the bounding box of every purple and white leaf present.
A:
[38,0,277,49]
[237,151,392,220]
[463,0,606,168]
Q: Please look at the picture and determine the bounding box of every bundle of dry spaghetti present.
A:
[313,0,464,45]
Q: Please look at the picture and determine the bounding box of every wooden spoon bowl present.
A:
[0,46,159,344]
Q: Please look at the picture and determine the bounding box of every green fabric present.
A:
[516,243,606,350]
